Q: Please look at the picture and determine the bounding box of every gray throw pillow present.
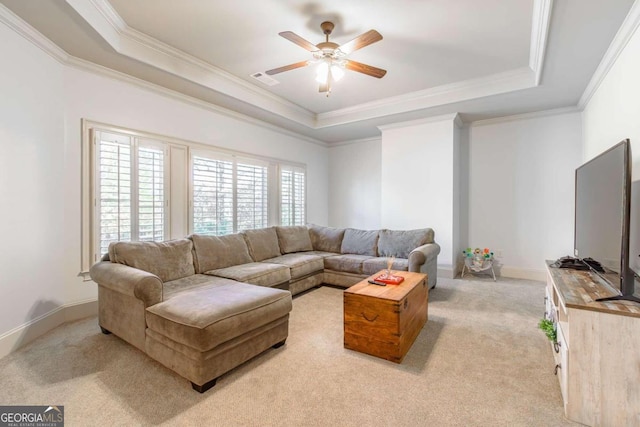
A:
[276,226,313,254]
[190,234,253,273]
[307,224,345,253]
[108,239,195,282]
[378,228,434,258]
[242,227,282,261]
[341,228,379,256]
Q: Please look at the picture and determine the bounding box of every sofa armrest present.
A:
[408,243,441,272]
[90,261,163,307]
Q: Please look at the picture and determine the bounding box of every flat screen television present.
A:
[574,139,640,303]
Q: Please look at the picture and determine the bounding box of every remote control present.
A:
[368,280,386,286]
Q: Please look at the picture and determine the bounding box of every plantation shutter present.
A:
[192,154,234,235]
[281,166,306,226]
[94,131,167,260]
[236,159,268,231]
[97,131,132,257]
[137,145,165,242]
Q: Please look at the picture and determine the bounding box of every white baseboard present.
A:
[444,262,546,282]
[438,266,456,279]
[0,299,98,359]
[498,266,546,282]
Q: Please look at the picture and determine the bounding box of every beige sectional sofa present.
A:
[90,225,439,392]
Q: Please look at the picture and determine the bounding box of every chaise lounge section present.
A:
[89,225,440,392]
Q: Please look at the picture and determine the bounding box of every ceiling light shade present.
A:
[331,65,344,81]
[315,62,329,84]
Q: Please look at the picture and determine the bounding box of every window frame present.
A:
[188,149,273,235]
[81,119,307,276]
[90,129,171,266]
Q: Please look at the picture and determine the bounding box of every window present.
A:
[192,155,234,235]
[190,153,268,235]
[236,160,268,231]
[280,166,306,226]
[93,130,167,260]
[82,120,307,274]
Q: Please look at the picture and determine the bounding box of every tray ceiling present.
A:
[0,0,635,142]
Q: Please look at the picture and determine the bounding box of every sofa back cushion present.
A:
[190,234,253,273]
[378,228,435,258]
[108,239,195,282]
[276,226,313,254]
[242,227,281,261]
[341,228,379,256]
[308,224,345,253]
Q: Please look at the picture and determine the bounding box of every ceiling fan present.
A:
[266,21,386,95]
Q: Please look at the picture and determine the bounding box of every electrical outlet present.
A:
[496,249,503,258]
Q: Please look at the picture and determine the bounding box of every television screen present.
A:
[574,139,636,299]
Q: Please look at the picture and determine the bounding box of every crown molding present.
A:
[90,0,126,32]
[63,0,547,131]
[578,0,640,109]
[65,57,328,147]
[0,0,329,148]
[328,136,381,148]
[377,113,462,131]
[317,68,534,128]
[64,0,316,128]
[0,3,69,64]
[6,0,556,136]
[468,106,580,127]
[0,4,327,148]
[530,0,553,85]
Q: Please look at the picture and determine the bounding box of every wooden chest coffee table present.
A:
[343,271,428,363]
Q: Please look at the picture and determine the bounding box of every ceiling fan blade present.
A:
[338,30,383,55]
[279,31,319,52]
[265,61,310,75]
[345,60,387,78]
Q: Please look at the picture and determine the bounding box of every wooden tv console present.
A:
[544,261,640,426]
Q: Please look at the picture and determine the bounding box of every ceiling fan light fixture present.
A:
[331,64,344,82]
[315,61,329,84]
[267,21,386,96]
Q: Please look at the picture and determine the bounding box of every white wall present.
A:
[582,23,640,166]
[582,12,640,274]
[0,23,66,340]
[328,139,381,229]
[380,116,460,274]
[467,112,582,277]
[328,112,581,280]
[0,19,329,352]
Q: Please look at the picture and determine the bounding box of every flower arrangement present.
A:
[463,247,494,268]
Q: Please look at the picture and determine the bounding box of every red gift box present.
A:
[374,274,405,285]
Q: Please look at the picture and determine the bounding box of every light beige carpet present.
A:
[0,277,576,426]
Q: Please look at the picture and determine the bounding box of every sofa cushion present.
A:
[108,239,195,282]
[308,224,345,253]
[190,234,253,273]
[341,228,379,256]
[145,282,292,352]
[378,228,434,258]
[276,226,313,254]
[362,257,410,276]
[205,262,291,287]
[243,228,281,261]
[263,253,324,279]
[163,274,238,300]
[306,250,340,258]
[324,254,374,274]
